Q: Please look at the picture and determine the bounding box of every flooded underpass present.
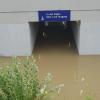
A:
[0,22,100,100]
[34,21,77,53]
[32,22,100,100]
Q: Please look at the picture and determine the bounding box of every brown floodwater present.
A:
[0,22,100,100]
[0,41,100,100]
[32,36,100,100]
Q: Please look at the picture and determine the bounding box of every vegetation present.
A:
[85,95,93,100]
[0,57,64,100]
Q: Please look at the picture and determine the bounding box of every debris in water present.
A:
[68,42,71,47]
[38,54,41,59]
[80,89,84,96]
[43,32,47,39]
[81,77,85,82]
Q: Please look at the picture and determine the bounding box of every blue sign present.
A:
[38,10,70,22]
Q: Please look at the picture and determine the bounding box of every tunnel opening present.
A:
[33,21,80,54]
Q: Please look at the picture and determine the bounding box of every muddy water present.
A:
[0,23,100,100]
[34,45,100,100]
[0,43,100,100]
[33,30,100,100]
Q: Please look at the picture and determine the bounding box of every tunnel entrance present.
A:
[34,21,79,54]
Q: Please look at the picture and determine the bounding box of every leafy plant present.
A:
[0,57,64,100]
[85,95,93,100]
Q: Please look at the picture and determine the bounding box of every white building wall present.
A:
[0,23,38,56]
[71,11,100,55]
[79,22,100,55]
[0,0,100,22]
[0,0,100,11]
[0,0,100,55]
[71,21,80,52]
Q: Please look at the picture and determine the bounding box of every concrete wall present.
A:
[0,11,100,23]
[0,0,100,22]
[0,23,38,56]
[72,21,100,55]
[79,22,100,55]
[71,11,100,22]
[71,21,80,53]
[0,0,100,11]
[29,22,38,50]
[0,0,100,55]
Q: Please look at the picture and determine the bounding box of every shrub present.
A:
[0,57,64,100]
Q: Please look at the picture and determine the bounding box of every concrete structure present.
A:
[0,23,38,56]
[0,0,100,56]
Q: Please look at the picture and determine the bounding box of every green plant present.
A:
[85,95,93,100]
[0,57,64,100]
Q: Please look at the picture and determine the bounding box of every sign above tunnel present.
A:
[38,10,70,22]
